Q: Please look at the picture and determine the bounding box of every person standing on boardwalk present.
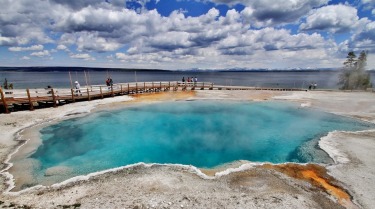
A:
[109,77,113,87]
[3,78,8,89]
[75,81,82,96]
[106,78,111,90]
[182,77,185,83]
[46,85,52,94]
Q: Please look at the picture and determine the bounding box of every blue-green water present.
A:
[17,101,374,188]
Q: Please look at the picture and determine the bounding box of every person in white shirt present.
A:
[75,81,82,96]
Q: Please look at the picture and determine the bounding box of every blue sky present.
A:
[0,0,374,70]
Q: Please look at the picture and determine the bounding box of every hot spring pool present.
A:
[11,101,374,189]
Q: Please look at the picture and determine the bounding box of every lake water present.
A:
[1,70,374,89]
[11,100,374,189]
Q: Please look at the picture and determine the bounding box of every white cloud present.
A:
[0,35,16,46]
[349,21,375,52]
[217,27,328,55]
[235,0,329,27]
[112,26,338,70]
[54,5,144,35]
[146,31,193,51]
[300,5,359,33]
[20,56,30,60]
[59,32,122,52]
[57,44,69,51]
[77,33,122,52]
[49,0,104,10]
[115,52,127,60]
[362,0,375,8]
[70,53,95,60]
[0,0,55,46]
[9,45,44,52]
[30,50,50,57]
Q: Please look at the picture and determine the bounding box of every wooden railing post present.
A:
[120,85,123,94]
[111,85,114,97]
[0,87,10,114]
[100,86,103,99]
[135,83,138,94]
[71,89,75,102]
[26,89,34,111]
[51,88,57,108]
[128,83,130,94]
[87,88,91,100]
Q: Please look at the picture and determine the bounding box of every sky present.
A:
[0,0,374,70]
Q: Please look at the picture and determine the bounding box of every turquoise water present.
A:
[18,101,374,187]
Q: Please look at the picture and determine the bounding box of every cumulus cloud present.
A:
[70,53,96,60]
[54,6,169,52]
[113,25,337,70]
[49,0,105,10]
[102,4,341,69]
[362,0,375,15]
[217,27,328,55]
[115,51,194,65]
[60,32,122,52]
[21,56,30,60]
[362,0,375,7]
[0,0,55,46]
[139,8,243,53]
[57,44,69,51]
[0,35,17,46]
[8,45,44,52]
[300,5,359,33]
[54,5,128,33]
[53,6,240,54]
[231,0,329,27]
[0,0,332,56]
[349,21,375,52]
[115,52,127,60]
[30,50,51,57]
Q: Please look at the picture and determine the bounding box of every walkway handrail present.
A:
[1,81,309,114]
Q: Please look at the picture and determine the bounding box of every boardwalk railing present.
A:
[1,81,307,114]
[0,81,214,113]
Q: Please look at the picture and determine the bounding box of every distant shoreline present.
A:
[0,66,351,72]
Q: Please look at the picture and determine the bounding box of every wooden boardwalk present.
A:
[0,81,305,114]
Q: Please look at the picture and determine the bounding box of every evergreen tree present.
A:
[343,51,356,68]
[339,51,372,90]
